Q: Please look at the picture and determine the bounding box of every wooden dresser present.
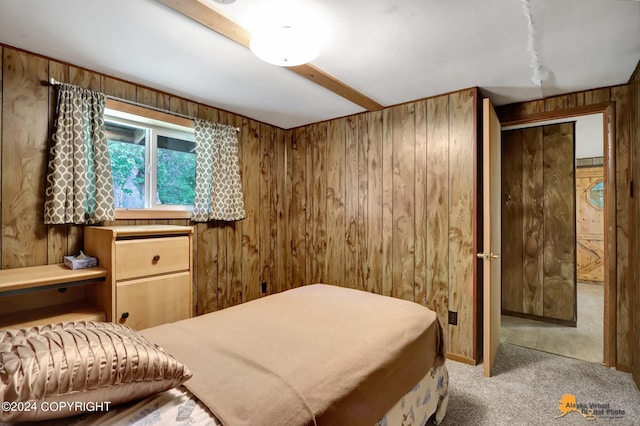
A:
[84,225,194,330]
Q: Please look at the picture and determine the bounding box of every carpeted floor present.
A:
[436,344,640,425]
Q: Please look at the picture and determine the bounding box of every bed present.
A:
[0,284,448,425]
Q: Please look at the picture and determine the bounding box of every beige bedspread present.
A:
[141,284,445,426]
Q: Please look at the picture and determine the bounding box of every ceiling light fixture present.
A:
[249,25,322,67]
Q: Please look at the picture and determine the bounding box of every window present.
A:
[104,105,196,214]
[587,180,605,210]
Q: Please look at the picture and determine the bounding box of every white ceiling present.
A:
[0,0,638,129]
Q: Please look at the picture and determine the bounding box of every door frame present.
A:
[501,102,616,368]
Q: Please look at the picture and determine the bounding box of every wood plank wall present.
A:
[288,89,478,361]
[497,84,635,371]
[630,62,640,390]
[0,45,282,317]
[0,45,480,362]
[501,123,576,324]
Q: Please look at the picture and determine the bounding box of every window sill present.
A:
[114,209,192,220]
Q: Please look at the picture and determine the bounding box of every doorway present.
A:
[498,108,614,366]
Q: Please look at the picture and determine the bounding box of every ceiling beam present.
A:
[156,0,384,112]
[289,63,384,111]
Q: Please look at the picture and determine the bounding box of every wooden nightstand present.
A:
[84,225,194,330]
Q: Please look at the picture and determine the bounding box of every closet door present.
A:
[501,123,576,325]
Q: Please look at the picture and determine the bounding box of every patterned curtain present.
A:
[44,84,115,224]
[192,119,246,222]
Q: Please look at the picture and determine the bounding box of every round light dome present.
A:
[250,25,321,67]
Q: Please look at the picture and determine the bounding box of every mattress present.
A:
[141,284,446,426]
[44,364,449,426]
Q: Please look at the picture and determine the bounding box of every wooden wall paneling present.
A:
[195,105,219,315]
[612,85,631,368]
[581,88,611,106]
[217,121,235,307]
[497,99,543,122]
[525,100,544,116]
[156,92,171,111]
[381,108,394,297]
[265,124,282,294]
[344,116,359,289]
[366,111,384,295]
[215,111,229,308]
[357,114,369,292]
[631,68,640,386]
[290,127,307,287]
[185,99,199,119]
[447,89,475,358]
[273,127,288,292]
[1,48,49,268]
[169,97,188,118]
[522,127,544,315]
[544,96,565,112]
[312,122,327,284]
[280,129,293,290]
[102,76,136,102]
[326,118,346,286]
[501,129,524,313]
[259,123,275,295]
[136,87,157,109]
[46,61,69,265]
[392,104,415,302]
[69,67,101,91]
[304,125,314,286]
[426,95,450,330]
[542,123,576,322]
[242,119,260,302]
[226,113,243,305]
[545,95,570,112]
[196,220,218,315]
[414,101,428,306]
[286,128,295,290]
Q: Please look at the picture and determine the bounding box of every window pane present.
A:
[588,180,605,209]
[106,122,146,209]
[156,135,196,206]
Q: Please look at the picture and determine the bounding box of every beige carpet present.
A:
[436,344,640,425]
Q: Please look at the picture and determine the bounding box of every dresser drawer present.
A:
[115,236,190,280]
[115,272,191,330]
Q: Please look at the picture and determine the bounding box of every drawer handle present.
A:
[152,255,160,263]
[121,312,130,319]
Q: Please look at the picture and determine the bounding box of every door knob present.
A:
[477,252,500,260]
